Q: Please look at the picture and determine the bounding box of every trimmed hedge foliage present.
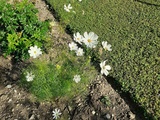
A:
[46,0,160,119]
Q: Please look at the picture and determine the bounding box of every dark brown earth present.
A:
[0,0,145,120]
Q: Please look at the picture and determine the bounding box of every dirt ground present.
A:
[0,0,145,120]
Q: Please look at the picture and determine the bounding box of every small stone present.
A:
[8,99,12,103]
[90,91,94,94]
[14,90,17,93]
[68,106,72,111]
[98,81,101,84]
[129,112,135,119]
[29,114,35,120]
[12,73,18,80]
[92,110,96,115]
[78,103,82,106]
[6,85,12,89]
[106,113,111,119]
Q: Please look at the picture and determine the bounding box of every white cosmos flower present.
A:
[73,75,81,83]
[79,0,82,2]
[83,32,98,48]
[100,61,111,76]
[26,72,35,82]
[73,32,83,44]
[102,41,112,51]
[64,4,72,12]
[52,108,61,119]
[69,42,78,51]
[76,48,84,56]
[28,45,42,58]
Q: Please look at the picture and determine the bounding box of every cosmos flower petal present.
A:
[100,60,111,76]
[106,65,111,70]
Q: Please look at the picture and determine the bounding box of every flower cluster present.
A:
[69,31,112,76]
[69,32,99,56]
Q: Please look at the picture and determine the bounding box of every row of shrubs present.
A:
[46,0,160,119]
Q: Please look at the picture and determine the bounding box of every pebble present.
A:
[68,106,72,111]
[14,90,17,93]
[29,114,35,120]
[8,99,12,103]
[90,91,94,94]
[6,85,12,89]
[106,113,111,119]
[92,110,96,115]
[128,112,135,119]
[78,103,82,106]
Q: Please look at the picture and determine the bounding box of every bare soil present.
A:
[0,0,144,120]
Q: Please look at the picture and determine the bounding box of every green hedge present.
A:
[46,0,160,119]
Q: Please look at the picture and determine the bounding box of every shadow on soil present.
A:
[0,57,30,84]
[105,76,154,120]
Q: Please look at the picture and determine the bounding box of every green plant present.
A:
[0,0,49,60]
[20,50,97,101]
[46,0,160,119]
[100,95,111,106]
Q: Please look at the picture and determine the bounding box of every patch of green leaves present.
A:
[100,96,111,106]
[0,0,49,60]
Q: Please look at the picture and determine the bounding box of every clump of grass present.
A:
[20,50,97,101]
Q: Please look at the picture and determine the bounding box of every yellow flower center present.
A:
[34,51,37,54]
[77,38,80,40]
[102,66,105,70]
[56,64,61,70]
[88,39,92,43]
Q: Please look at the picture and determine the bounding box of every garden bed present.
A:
[45,0,160,119]
[0,0,159,120]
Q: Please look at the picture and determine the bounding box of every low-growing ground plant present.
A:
[0,0,49,60]
[20,49,98,100]
[46,0,160,119]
